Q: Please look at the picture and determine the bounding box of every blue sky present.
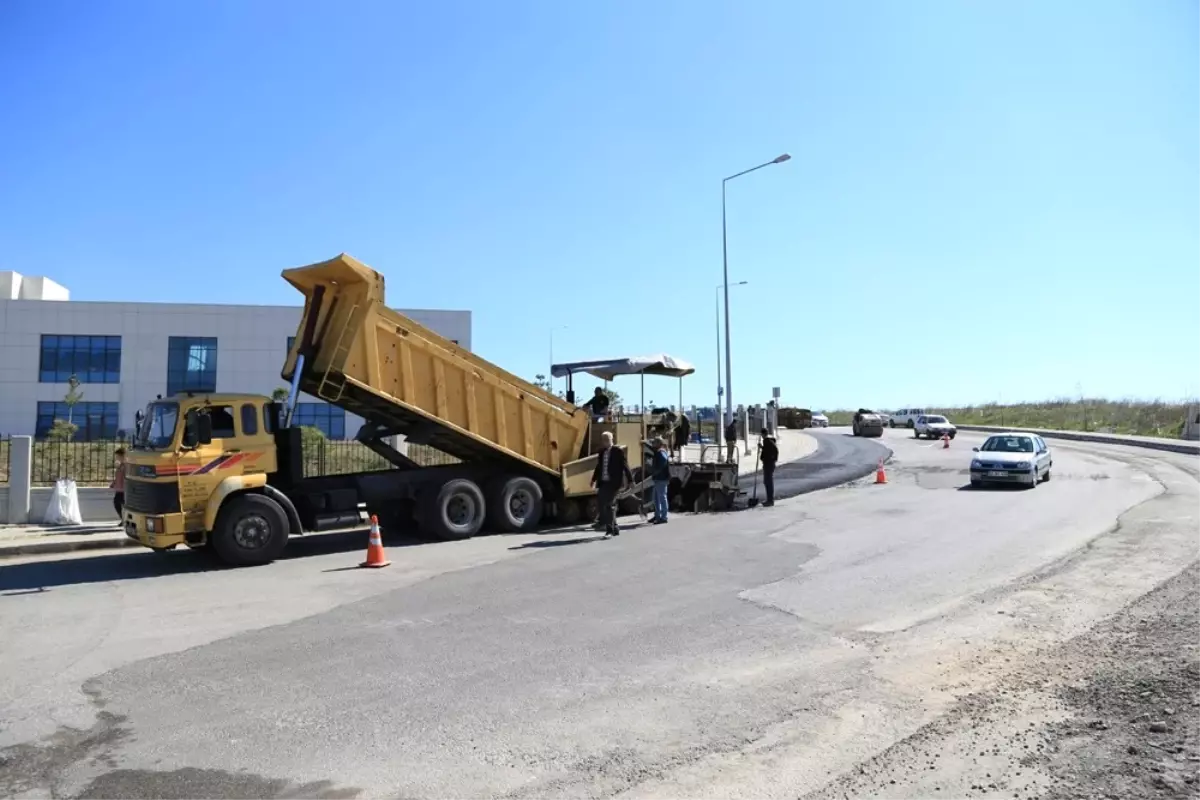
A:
[1,1,1196,411]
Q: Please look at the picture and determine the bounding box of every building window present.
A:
[35,401,120,441]
[39,335,121,383]
[293,402,346,439]
[167,337,218,396]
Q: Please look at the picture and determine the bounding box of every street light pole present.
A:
[722,153,790,427]
[715,281,747,444]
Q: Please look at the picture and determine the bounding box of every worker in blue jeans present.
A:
[650,437,671,524]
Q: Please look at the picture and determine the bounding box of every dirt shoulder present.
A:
[814,562,1199,799]
[1038,561,1199,799]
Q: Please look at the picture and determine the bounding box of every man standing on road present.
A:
[111,447,127,525]
[759,428,778,507]
[725,418,738,463]
[650,437,671,524]
[590,431,633,537]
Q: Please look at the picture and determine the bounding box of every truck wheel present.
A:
[211,493,290,566]
[420,479,486,540]
[889,420,896,428]
[485,476,544,533]
[906,420,915,428]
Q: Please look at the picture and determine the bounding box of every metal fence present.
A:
[299,439,458,478]
[0,434,458,486]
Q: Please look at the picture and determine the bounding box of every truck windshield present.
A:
[134,402,179,450]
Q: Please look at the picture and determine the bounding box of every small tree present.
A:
[272,387,290,402]
[46,375,85,479]
[603,387,621,407]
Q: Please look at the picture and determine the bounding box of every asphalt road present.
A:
[1,428,1196,799]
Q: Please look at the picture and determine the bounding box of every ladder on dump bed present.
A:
[315,303,361,404]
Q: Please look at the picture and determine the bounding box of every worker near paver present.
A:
[650,437,671,524]
[111,447,127,525]
[674,413,691,457]
[590,431,633,536]
[759,428,778,507]
[581,387,610,421]
[725,419,738,463]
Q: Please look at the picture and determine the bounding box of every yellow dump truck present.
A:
[120,254,735,565]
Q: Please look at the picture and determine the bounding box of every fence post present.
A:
[7,435,32,524]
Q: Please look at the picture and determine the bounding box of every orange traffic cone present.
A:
[942,434,951,449]
[359,515,391,568]
[875,458,888,484]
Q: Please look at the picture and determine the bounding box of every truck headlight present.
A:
[971,460,983,468]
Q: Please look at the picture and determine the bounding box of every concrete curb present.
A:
[956,425,1200,456]
[0,534,139,559]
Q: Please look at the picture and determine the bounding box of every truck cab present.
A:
[123,393,295,562]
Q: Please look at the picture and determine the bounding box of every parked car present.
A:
[889,408,928,428]
[811,412,829,428]
[969,433,1053,488]
[914,414,957,439]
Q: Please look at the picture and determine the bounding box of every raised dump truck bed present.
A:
[281,254,591,477]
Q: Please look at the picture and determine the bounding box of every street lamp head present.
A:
[735,280,749,286]
[773,153,791,164]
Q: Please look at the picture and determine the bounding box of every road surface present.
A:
[1,428,1195,798]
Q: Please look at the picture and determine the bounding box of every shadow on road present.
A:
[0,528,429,593]
[509,535,609,550]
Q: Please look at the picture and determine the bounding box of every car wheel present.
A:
[1026,469,1039,489]
[906,420,915,429]
[970,479,982,489]
[1042,467,1051,483]
[913,428,920,439]
[889,420,896,428]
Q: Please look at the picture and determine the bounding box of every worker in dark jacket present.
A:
[673,413,691,457]
[650,436,671,524]
[582,387,610,421]
[590,430,633,536]
[760,427,779,507]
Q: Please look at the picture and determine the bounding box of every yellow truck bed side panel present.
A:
[281,254,590,478]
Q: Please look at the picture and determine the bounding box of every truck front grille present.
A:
[124,479,181,514]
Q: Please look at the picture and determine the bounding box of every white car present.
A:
[914,414,957,440]
[970,433,1053,488]
[889,408,928,428]
[811,413,829,428]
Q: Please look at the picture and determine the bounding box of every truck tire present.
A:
[211,493,290,566]
[420,479,486,540]
[485,476,544,533]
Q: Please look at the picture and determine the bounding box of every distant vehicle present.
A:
[777,407,813,429]
[811,412,829,428]
[889,408,928,428]
[852,408,885,438]
[914,414,957,440]
[970,433,1053,488]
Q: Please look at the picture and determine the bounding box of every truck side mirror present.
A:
[197,414,213,445]
[971,446,979,452]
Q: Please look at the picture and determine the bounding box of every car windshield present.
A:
[133,402,179,450]
[926,416,947,424]
[981,436,1034,453]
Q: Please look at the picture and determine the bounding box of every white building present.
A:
[0,270,471,440]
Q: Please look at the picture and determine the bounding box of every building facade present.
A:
[0,271,471,440]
